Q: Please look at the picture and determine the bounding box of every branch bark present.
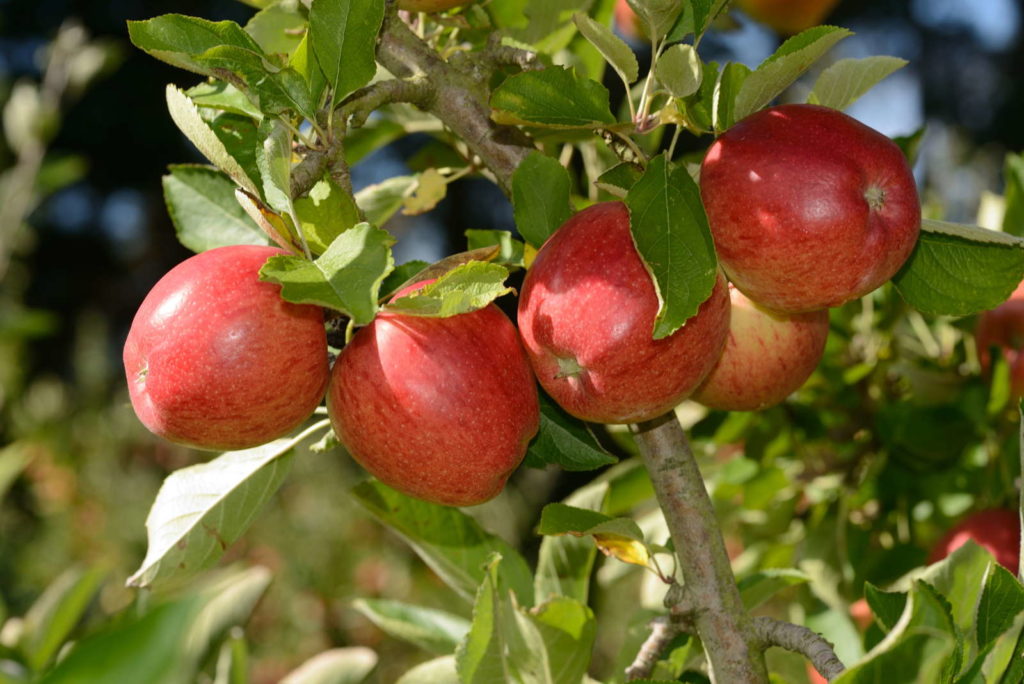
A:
[753,617,845,681]
[625,616,679,680]
[631,413,769,683]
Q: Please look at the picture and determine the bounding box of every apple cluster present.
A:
[124,104,919,507]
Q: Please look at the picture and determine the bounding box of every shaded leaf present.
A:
[977,563,1024,651]
[19,566,106,672]
[163,165,268,253]
[511,151,573,249]
[491,67,616,129]
[535,482,608,604]
[525,392,618,472]
[355,175,418,227]
[279,647,378,684]
[528,597,597,684]
[595,162,643,198]
[187,81,263,119]
[713,61,751,132]
[465,230,528,268]
[865,582,907,633]
[293,177,362,255]
[352,599,470,655]
[395,656,459,684]
[256,117,295,217]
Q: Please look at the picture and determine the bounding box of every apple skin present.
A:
[976,280,1024,397]
[700,104,921,314]
[614,0,647,43]
[123,245,329,451]
[928,509,1020,572]
[327,283,540,507]
[397,0,472,12]
[693,285,829,411]
[737,0,840,35]
[517,201,731,424]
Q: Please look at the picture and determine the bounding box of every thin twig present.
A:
[625,616,680,680]
[753,616,845,681]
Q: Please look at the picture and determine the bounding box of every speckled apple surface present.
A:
[328,297,539,507]
[700,104,921,314]
[693,285,829,411]
[517,201,731,425]
[928,509,1020,572]
[123,245,329,451]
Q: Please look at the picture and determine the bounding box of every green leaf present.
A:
[39,597,200,684]
[0,442,32,504]
[245,3,306,55]
[865,582,907,633]
[384,262,513,317]
[18,566,106,671]
[256,117,296,217]
[402,168,448,216]
[678,59,719,132]
[465,230,527,267]
[355,175,419,227]
[525,392,618,472]
[625,0,683,42]
[309,0,385,105]
[656,43,703,98]
[511,151,573,249]
[186,81,264,119]
[625,154,718,339]
[208,113,262,189]
[395,656,459,684]
[455,555,549,684]
[977,564,1024,651]
[918,540,996,641]
[595,162,643,198]
[537,503,651,566]
[352,481,535,607]
[380,260,430,298]
[352,599,470,655]
[127,14,262,76]
[279,647,379,684]
[732,26,852,123]
[289,33,328,109]
[192,45,316,120]
[893,219,1024,317]
[185,566,273,669]
[737,569,809,611]
[982,610,1024,683]
[572,12,638,86]
[491,67,617,129]
[259,223,394,323]
[713,61,751,132]
[126,423,328,588]
[294,178,362,255]
[165,85,260,194]
[528,597,597,684]
[1003,153,1024,238]
[808,56,907,111]
[534,482,608,604]
[163,165,268,253]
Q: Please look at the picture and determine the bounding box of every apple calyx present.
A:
[555,355,586,379]
[864,185,887,211]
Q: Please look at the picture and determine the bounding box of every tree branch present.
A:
[625,616,680,681]
[631,413,768,683]
[753,617,845,681]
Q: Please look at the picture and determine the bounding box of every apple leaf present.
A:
[127,14,262,76]
[892,219,1024,317]
[207,112,262,190]
[380,260,429,298]
[713,61,751,132]
[289,33,329,110]
[165,84,260,194]
[384,261,513,318]
[192,45,316,121]
[244,2,306,55]
[186,81,263,120]
[625,154,718,340]
[656,43,703,98]
[491,67,617,129]
[235,188,306,253]
[182,567,274,669]
[595,162,643,197]
[352,599,470,655]
[162,165,268,253]
[17,566,107,672]
[808,55,908,112]
[511,152,573,249]
[572,12,638,86]
[279,648,379,684]
[395,656,459,684]
[864,582,907,633]
[256,117,295,217]
[535,482,608,604]
[309,0,385,106]
[525,392,617,472]
[1003,152,1024,237]
[126,422,329,588]
[293,177,361,255]
[678,59,719,133]
[736,568,809,611]
[528,597,597,684]
[976,563,1024,650]
[402,167,448,216]
[625,0,683,43]
[732,26,852,124]
[352,481,535,607]
[537,503,652,567]
[465,230,528,268]
[355,175,418,228]
[259,223,395,324]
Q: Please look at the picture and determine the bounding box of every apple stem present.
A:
[631,413,770,683]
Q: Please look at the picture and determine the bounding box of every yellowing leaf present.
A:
[592,533,651,567]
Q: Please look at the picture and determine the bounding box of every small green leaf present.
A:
[259,223,395,323]
[126,423,328,588]
[864,582,907,633]
[19,567,107,672]
[678,59,719,132]
[511,151,573,249]
[353,481,535,607]
[528,597,597,684]
[293,178,361,255]
[1003,153,1024,237]
[309,0,385,105]
[127,14,262,76]
[808,56,907,111]
[537,503,651,567]
[395,656,459,684]
[465,230,527,267]
[0,442,32,503]
[165,85,260,194]
[625,154,718,339]
[525,392,617,472]
[713,61,751,132]
[595,162,643,198]
[534,482,608,604]
[384,262,513,318]
[289,33,328,109]
[192,45,316,120]
[625,0,683,42]
[977,563,1024,650]
[572,12,638,86]
[656,43,703,98]
[737,569,809,611]
[732,26,852,123]
[402,168,448,216]
[184,567,273,669]
[208,113,262,190]
[893,219,1024,317]
[355,175,418,227]
[245,3,306,55]
[162,165,268,253]
[352,599,470,655]
[186,81,264,119]
[380,260,430,298]
[491,67,617,129]
[279,648,379,684]
[256,117,295,217]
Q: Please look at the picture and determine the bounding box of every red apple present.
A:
[929,508,1020,572]
[124,245,329,451]
[737,0,840,35]
[976,279,1024,397]
[327,282,540,507]
[700,104,921,314]
[614,0,648,43]
[517,201,731,424]
[693,284,829,411]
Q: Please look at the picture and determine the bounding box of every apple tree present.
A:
[49,0,1024,681]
